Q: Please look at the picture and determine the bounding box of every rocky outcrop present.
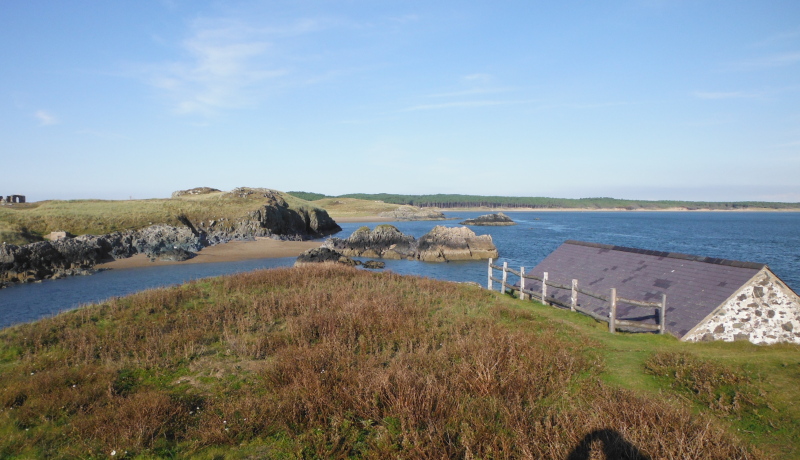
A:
[171,187,221,198]
[200,188,341,244]
[323,225,498,263]
[378,205,446,221]
[294,247,386,270]
[295,247,358,267]
[324,225,417,260]
[0,224,206,287]
[417,226,499,262]
[0,189,342,287]
[460,212,516,226]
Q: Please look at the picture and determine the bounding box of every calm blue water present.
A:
[2,211,798,329]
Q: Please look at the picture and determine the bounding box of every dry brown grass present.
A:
[0,266,764,459]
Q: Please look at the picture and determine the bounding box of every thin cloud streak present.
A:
[34,110,59,126]
[401,99,537,112]
[732,52,800,70]
[141,16,330,115]
[693,91,760,100]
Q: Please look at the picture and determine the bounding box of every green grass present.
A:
[502,293,800,458]
[2,265,794,458]
[309,197,401,217]
[0,188,327,239]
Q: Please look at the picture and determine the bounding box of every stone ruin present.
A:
[2,195,25,204]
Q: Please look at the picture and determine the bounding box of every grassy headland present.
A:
[1,265,797,458]
[288,192,800,211]
[0,188,326,243]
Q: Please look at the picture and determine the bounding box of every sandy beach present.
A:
[330,216,394,223]
[96,238,323,270]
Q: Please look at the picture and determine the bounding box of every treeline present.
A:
[287,192,800,210]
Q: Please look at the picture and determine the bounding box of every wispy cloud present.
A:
[425,87,514,99]
[749,30,800,48]
[732,52,800,70]
[139,17,332,115]
[401,99,536,112]
[34,110,59,126]
[692,91,760,100]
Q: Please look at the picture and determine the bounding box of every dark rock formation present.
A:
[324,225,417,260]
[294,247,358,267]
[323,225,498,263]
[378,205,446,221]
[362,260,386,269]
[154,248,196,262]
[460,212,516,226]
[201,188,341,244]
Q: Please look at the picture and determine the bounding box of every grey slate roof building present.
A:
[526,240,800,344]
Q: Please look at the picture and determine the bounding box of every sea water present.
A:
[1,211,798,329]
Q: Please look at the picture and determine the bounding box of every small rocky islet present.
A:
[459,212,516,226]
[315,224,498,263]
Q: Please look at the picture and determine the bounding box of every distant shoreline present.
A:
[426,207,800,213]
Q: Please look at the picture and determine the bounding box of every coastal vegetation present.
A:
[1,265,797,458]
[288,192,800,211]
[0,188,326,243]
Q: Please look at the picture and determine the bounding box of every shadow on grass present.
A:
[566,429,649,460]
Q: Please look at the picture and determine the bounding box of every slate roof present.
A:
[525,240,766,338]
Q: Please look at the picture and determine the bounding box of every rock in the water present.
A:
[323,225,498,263]
[362,260,386,269]
[460,212,516,226]
[295,247,359,267]
[324,225,417,260]
[417,226,498,262]
[378,205,446,221]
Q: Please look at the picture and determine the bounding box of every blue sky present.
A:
[2,1,799,202]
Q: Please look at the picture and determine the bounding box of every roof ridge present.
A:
[563,240,766,270]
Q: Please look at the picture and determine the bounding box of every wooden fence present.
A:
[487,258,666,334]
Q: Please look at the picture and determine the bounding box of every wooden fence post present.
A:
[571,279,577,312]
[542,272,548,305]
[519,267,526,300]
[659,293,667,334]
[487,258,493,291]
[501,261,508,295]
[609,288,617,334]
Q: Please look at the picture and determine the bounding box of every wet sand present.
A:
[96,238,323,270]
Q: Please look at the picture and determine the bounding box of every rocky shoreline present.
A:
[0,189,340,288]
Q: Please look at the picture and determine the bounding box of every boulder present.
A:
[378,205,446,221]
[362,260,386,269]
[459,212,516,226]
[295,247,359,267]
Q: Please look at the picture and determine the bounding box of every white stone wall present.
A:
[684,269,800,345]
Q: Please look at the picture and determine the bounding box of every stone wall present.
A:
[684,269,800,345]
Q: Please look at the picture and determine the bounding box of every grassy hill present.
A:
[288,192,800,211]
[1,265,797,458]
[0,188,326,244]
[308,197,401,218]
